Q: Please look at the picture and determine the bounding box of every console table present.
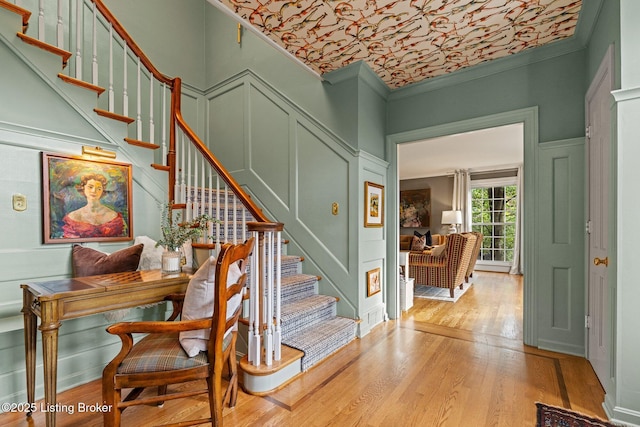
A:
[21,269,192,427]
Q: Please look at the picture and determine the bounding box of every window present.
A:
[471,178,518,265]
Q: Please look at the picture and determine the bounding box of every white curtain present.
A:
[452,169,471,232]
[510,166,523,275]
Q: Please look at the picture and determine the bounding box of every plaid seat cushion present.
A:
[117,332,232,374]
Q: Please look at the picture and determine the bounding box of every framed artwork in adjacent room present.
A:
[367,267,381,297]
[399,188,431,228]
[364,181,384,227]
[42,152,133,243]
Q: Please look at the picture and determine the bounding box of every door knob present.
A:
[593,257,609,267]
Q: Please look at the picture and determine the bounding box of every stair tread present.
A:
[281,294,336,318]
[281,273,317,286]
[16,32,71,67]
[284,316,357,342]
[282,317,357,371]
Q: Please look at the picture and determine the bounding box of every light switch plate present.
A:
[13,194,27,211]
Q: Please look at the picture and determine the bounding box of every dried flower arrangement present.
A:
[156,202,216,250]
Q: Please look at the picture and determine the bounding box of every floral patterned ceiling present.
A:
[218,0,582,88]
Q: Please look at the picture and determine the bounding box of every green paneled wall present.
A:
[586,0,621,87]
[204,3,369,153]
[206,84,246,170]
[536,139,586,355]
[104,0,207,90]
[387,50,588,143]
[356,77,387,159]
[0,42,106,141]
[205,72,365,320]
[249,85,291,206]
[297,123,350,267]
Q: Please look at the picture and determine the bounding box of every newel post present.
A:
[247,222,284,366]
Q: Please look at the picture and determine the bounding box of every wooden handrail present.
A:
[172,78,270,223]
[247,222,284,233]
[92,0,173,86]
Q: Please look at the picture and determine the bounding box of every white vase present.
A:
[162,248,182,273]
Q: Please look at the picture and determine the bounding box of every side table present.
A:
[400,277,414,311]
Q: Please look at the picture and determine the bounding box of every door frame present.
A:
[385,107,539,345]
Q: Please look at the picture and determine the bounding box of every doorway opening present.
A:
[386,107,538,346]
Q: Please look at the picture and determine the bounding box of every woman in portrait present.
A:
[62,173,126,238]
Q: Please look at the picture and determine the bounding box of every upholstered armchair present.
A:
[464,231,483,282]
[408,233,477,297]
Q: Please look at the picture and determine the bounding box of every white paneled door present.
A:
[585,46,614,391]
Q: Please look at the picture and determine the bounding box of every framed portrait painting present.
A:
[364,181,384,227]
[42,152,133,243]
[399,188,431,228]
[366,268,381,297]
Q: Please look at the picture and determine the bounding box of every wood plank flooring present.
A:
[1,272,606,426]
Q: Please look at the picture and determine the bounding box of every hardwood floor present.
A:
[405,271,523,341]
[1,272,606,426]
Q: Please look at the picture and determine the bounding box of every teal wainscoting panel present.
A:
[552,267,570,330]
[296,123,350,268]
[180,87,206,144]
[206,83,246,172]
[0,305,168,404]
[248,84,291,206]
[206,71,359,319]
[536,138,585,356]
[552,156,570,245]
[358,157,388,333]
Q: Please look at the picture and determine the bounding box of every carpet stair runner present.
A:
[275,255,358,371]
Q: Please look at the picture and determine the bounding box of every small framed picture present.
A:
[364,181,384,227]
[42,152,133,243]
[367,267,381,297]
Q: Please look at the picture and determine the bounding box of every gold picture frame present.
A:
[364,181,384,227]
[367,267,381,297]
[42,152,133,243]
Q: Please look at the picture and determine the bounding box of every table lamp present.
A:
[441,210,462,234]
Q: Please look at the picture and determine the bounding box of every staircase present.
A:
[278,257,356,372]
[189,185,358,378]
[0,0,357,392]
[239,251,357,393]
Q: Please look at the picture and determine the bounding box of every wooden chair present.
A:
[101,238,254,427]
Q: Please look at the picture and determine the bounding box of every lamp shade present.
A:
[441,210,462,225]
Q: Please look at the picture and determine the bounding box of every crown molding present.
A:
[322,61,390,100]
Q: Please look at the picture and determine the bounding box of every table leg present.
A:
[21,289,37,417]
[40,300,61,427]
